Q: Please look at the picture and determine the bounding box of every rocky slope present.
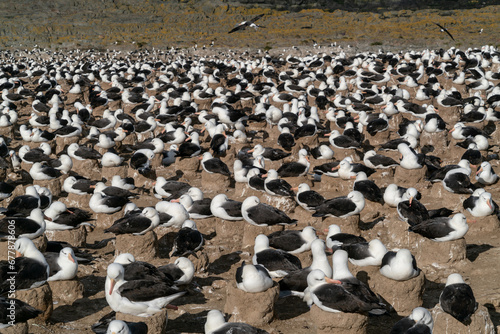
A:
[0,0,498,51]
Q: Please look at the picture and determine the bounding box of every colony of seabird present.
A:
[0,39,498,333]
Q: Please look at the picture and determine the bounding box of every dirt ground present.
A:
[1,44,500,333]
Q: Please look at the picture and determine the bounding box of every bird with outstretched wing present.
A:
[228,14,265,34]
[434,23,455,41]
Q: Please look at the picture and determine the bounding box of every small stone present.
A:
[212,279,227,289]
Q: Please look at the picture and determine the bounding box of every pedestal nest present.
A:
[224,281,279,327]
[309,304,368,334]
[115,230,158,262]
[116,309,168,333]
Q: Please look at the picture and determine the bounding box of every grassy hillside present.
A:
[0,0,498,50]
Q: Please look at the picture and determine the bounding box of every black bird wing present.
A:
[328,233,367,248]
[235,262,245,284]
[250,14,265,23]
[334,135,361,148]
[40,165,62,178]
[340,278,382,305]
[266,148,291,160]
[228,14,264,34]
[123,261,170,283]
[130,153,149,169]
[221,200,243,217]
[380,251,397,268]
[389,317,420,334]
[24,150,51,162]
[341,243,372,261]
[248,203,296,226]
[178,142,200,157]
[297,190,325,208]
[368,154,399,167]
[62,208,93,224]
[117,279,182,303]
[279,268,310,292]
[257,249,302,272]
[462,195,477,211]
[277,162,307,177]
[103,186,137,198]
[0,297,42,324]
[105,214,153,234]
[76,146,102,159]
[172,228,203,255]
[351,163,376,176]
[158,263,185,282]
[427,165,459,182]
[6,195,39,213]
[313,161,341,174]
[267,230,302,251]
[266,179,294,196]
[102,195,129,209]
[398,199,430,226]
[354,180,383,203]
[0,217,42,237]
[314,284,380,313]
[43,252,62,277]
[313,196,356,217]
[228,25,247,34]
[204,158,231,176]
[444,172,474,194]
[409,218,454,239]
[0,258,47,292]
[440,283,477,323]
[434,23,455,41]
[160,181,190,198]
[210,134,226,152]
[126,322,148,334]
[74,179,96,193]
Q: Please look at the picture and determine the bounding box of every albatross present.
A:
[252,234,302,278]
[389,307,434,334]
[104,207,160,235]
[105,263,185,317]
[267,226,318,254]
[228,14,265,34]
[409,213,469,242]
[0,238,49,293]
[235,261,273,293]
[44,247,78,281]
[439,273,478,324]
[313,191,365,218]
[278,239,332,297]
[379,249,420,281]
[242,196,297,226]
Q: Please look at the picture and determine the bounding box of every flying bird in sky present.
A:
[434,22,455,41]
[228,14,265,34]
